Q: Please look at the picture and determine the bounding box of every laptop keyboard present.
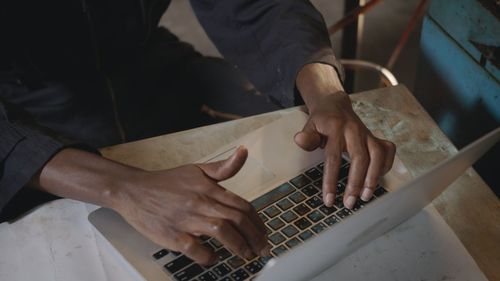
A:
[152,160,388,281]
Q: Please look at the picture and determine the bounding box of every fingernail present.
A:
[344,195,356,209]
[324,193,335,207]
[260,244,272,257]
[361,188,373,202]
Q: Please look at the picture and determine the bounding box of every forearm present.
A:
[296,63,346,112]
[29,148,141,209]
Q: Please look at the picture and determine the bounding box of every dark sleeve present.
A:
[0,102,65,210]
[190,0,345,107]
[0,83,96,222]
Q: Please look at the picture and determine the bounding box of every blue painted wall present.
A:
[414,1,499,195]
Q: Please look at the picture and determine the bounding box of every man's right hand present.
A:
[30,147,270,266]
[113,147,270,265]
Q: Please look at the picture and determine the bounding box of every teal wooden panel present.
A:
[420,16,500,121]
[428,0,500,72]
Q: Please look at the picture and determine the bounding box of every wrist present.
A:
[32,148,144,211]
[296,63,346,112]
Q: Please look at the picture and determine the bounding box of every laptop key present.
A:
[219,278,232,281]
[231,268,249,281]
[319,205,337,215]
[213,263,231,277]
[334,196,344,209]
[302,185,319,196]
[336,208,352,219]
[281,225,299,237]
[173,263,204,281]
[293,203,311,216]
[165,255,194,274]
[339,164,350,180]
[202,242,215,251]
[313,179,322,188]
[263,205,280,218]
[311,222,327,234]
[209,239,223,249]
[200,235,211,241]
[280,210,298,223]
[153,249,169,260]
[198,271,217,281]
[324,215,340,226]
[259,256,272,266]
[215,248,232,261]
[317,162,324,171]
[298,230,314,241]
[276,198,294,211]
[305,196,323,209]
[251,183,295,211]
[245,260,263,274]
[289,191,306,203]
[352,200,365,211]
[285,237,301,249]
[307,210,325,223]
[258,212,268,223]
[227,256,245,269]
[374,186,388,197]
[267,217,285,230]
[305,168,322,180]
[290,174,311,188]
[336,182,346,195]
[271,245,288,256]
[269,232,286,245]
[294,217,312,230]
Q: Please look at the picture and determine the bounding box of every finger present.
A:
[209,187,267,238]
[360,138,385,202]
[203,202,270,257]
[322,134,343,207]
[294,119,322,151]
[381,140,396,174]
[343,131,370,209]
[181,215,253,260]
[197,146,248,181]
[171,232,217,266]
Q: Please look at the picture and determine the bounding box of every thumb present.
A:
[197,146,248,181]
[294,119,322,151]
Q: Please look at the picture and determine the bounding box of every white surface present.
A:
[313,206,487,281]
[0,199,487,281]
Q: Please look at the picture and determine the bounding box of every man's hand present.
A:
[114,147,270,265]
[296,63,396,209]
[31,147,270,266]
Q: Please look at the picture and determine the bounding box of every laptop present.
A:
[88,110,499,281]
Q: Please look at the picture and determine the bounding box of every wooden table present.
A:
[101,85,500,281]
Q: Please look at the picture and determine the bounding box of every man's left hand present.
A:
[295,63,396,209]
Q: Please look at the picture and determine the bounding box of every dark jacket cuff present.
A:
[0,123,64,213]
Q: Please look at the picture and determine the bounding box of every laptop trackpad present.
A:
[205,147,276,198]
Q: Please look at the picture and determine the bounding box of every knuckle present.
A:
[184,194,203,209]
[209,218,227,234]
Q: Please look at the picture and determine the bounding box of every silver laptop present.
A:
[88,110,499,281]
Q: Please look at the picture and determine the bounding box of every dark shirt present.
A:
[0,0,343,220]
